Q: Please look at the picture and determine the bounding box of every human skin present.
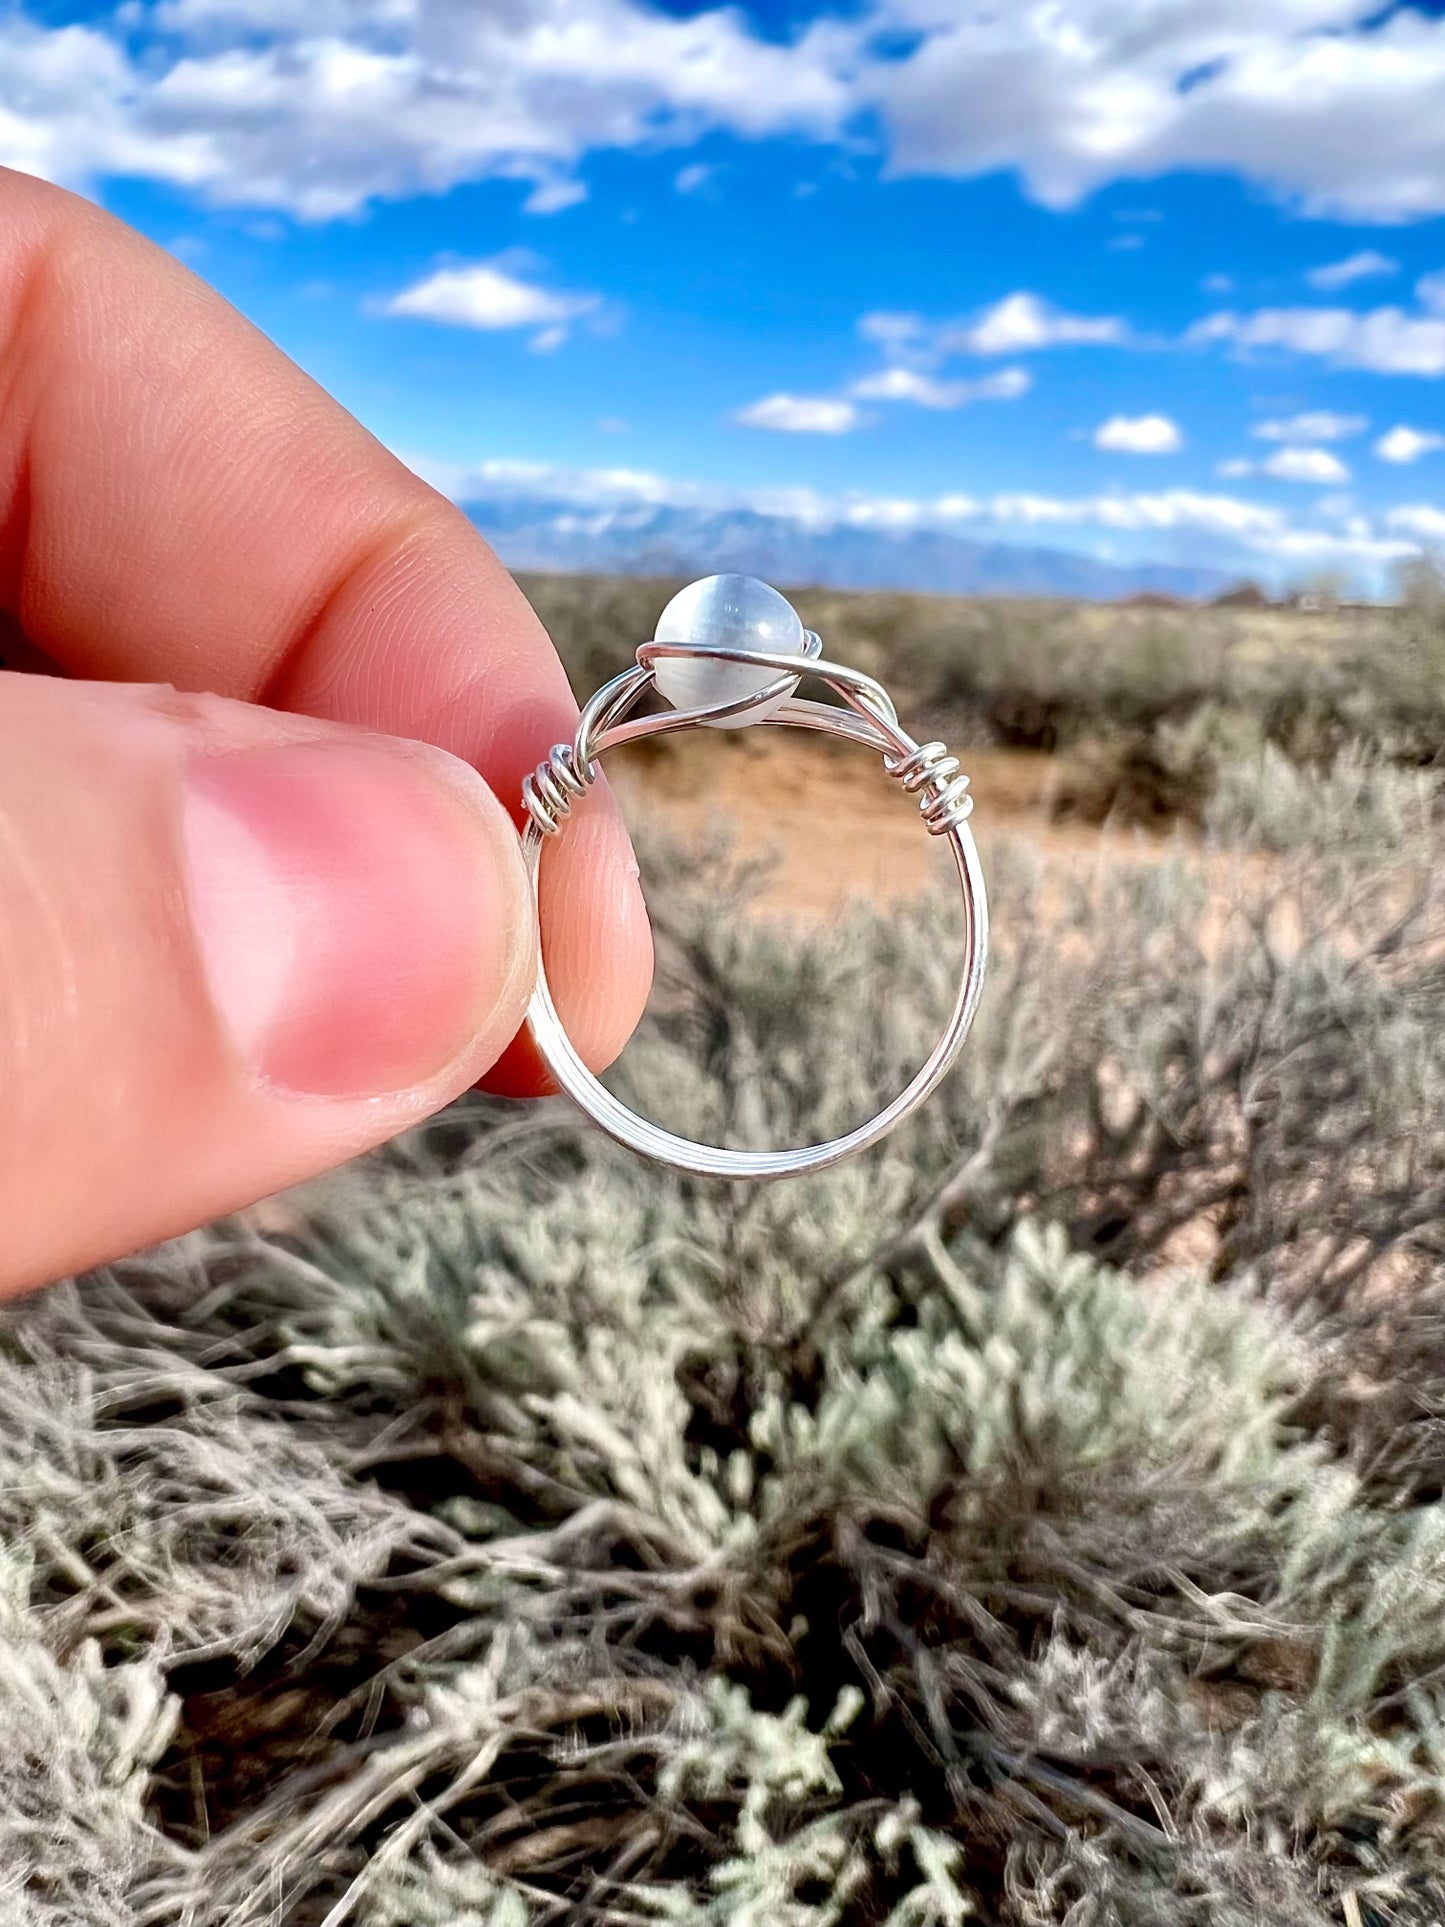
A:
[0,167,654,1295]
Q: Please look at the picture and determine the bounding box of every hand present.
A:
[0,169,653,1296]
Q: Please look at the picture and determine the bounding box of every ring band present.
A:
[519,583,988,1180]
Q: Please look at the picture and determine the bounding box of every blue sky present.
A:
[9,0,1445,587]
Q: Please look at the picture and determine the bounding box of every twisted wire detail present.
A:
[516,622,988,1180]
[522,742,597,837]
[886,740,974,835]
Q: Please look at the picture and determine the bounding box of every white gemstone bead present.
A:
[651,574,808,729]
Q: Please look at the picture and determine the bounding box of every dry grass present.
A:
[3,574,1445,1923]
[2,807,1444,1922]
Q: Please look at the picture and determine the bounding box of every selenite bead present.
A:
[651,574,809,728]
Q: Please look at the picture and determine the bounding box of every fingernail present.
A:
[182,738,524,1097]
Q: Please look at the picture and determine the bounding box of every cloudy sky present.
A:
[9,0,1445,586]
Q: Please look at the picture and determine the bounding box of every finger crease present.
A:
[253,510,438,712]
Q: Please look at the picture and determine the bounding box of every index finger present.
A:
[0,168,652,1091]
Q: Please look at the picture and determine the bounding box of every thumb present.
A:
[0,672,535,1295]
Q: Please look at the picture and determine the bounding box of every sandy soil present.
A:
[609,731,1150,916]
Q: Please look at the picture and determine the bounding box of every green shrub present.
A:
[3,803,1445,1922]
[1207,744,1441,852]
[518,574,1445,812]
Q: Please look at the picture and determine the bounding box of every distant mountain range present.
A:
[461,494,1231,601]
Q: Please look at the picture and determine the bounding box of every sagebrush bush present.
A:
[1206,744,1441,852]
[517,568,1445,774]
[3,773,1445,1923]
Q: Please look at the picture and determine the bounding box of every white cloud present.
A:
[1307,250,1398,292]
[974,489,1410,567]
[0,16,216,192]
[946,292,1127,356]
[411,452,1425,575]
[1219,445,1354,482]
[1376,425,1445,463]
[1194,305,1445,375]
[16,3,1445,227]
[1255,526,1415,565]
[409,454,849,528]
[841,496,938,530]
[848,365,1030,407]
[857,311,925,352]
[1093,413,1182,454]
[733,393,861,434]
[984,488,1284,539]
[674,163,713,194]
[977,366,1032,400]
[422,457,1284,541]
[871,2,1445,224]
[1,0,857,218]
[852,296,1129,391]
[1252,411,1366,442]
[523,178,587,215]
[386,260,598,344]
[1262,445,1350,484]
[1388,504,1445,541]
[740,362,1032,421]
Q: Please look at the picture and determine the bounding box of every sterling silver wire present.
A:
[519,634,988,1179]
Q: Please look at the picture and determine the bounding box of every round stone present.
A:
[651,574,809,729]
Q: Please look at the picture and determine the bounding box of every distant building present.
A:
[1211,581,1273,609]
[1122,590,1185,608]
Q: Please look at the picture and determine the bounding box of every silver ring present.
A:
[518,577,988,1180]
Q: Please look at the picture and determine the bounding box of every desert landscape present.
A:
[12,3,1445,1914]
[533,569,1441,910]
[12,574,1445,1925]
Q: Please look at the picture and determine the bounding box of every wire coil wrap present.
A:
[886,740,974,836]
[517,624,988,1178]
[522,742,597,838]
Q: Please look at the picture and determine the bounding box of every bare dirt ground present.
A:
[610,731,1152,916]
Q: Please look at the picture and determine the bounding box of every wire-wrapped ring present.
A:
[519,616,988,1180]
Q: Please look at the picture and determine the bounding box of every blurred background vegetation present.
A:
[526,554,1445,833]
[6,573,1445,1924]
